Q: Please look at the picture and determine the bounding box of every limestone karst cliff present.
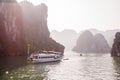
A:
[20,1,64,53]
[73,31,110,53]
[111,32,120,56]
[0,1,24,56]
[0,1,64,56]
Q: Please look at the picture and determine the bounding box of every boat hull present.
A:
[32,57,62,63]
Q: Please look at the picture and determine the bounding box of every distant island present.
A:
[87,28,120,48]
[50,29,79,50]
[73,30,110,53]
[0,1,64,56]
[50,28,120,52]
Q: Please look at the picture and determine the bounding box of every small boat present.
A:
[30,51,63,63]
[80,54,82,56]
[63,58,69,60]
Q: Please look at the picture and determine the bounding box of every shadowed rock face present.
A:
[73,31,110,53]
[111,32,120,56]
[0,1,64,56]
[0,2,24,56]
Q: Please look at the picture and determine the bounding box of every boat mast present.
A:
[27,44,30,56]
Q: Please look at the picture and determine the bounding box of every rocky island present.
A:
[73,31,110,53]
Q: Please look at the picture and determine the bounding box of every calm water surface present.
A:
[0,51,120,80]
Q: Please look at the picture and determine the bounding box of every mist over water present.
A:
[0,51,120,80]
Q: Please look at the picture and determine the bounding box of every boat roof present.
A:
[33,53,59,57]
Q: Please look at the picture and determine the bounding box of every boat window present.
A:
[39,56,55,58]
[33,56,38,59]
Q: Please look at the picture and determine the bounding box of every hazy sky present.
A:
[17,0,120,32]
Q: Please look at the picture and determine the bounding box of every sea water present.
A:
[0,51,120,80]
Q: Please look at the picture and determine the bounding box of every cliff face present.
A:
[0,2,24,56]
[0,1,64,56]
[111,32,120,56]
[73,31,110,53]
[20,2,64,53]
[21,2,50,38]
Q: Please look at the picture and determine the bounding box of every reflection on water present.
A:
[1,64,46,80]
[1,51,120,80]
[0,56,27,74]
[113,57,120,80]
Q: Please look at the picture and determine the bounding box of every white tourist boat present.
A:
[29,51,63,63]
